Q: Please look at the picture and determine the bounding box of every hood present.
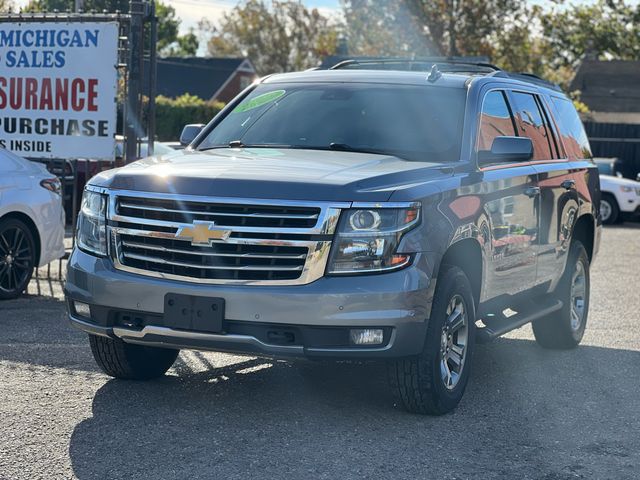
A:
[599,174,640,189]
[89,148,450,202]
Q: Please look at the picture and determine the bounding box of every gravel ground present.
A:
[1,224,639,480]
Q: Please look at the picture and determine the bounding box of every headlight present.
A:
[620,186,633,193]
[76,190,107,256]
[327,204,420,274]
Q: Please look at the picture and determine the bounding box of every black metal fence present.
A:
[584,121,640,179]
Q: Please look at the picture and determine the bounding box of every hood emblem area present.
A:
[175,220,232,246]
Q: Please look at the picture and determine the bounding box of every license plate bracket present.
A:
[163,293,225,333]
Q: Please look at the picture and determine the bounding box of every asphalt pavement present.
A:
[1,224,639,479]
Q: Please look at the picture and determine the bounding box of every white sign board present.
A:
[0,22,118,160]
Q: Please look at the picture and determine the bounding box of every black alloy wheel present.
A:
[0,218,36,300]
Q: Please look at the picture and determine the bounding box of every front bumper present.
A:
[65,248,437,359]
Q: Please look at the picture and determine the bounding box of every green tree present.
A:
[539,0,640,69]
[205,0,338,75]
[162,29,198,57]
[340,0,431,56]
[406,0,525,57]
[342,0,526,58]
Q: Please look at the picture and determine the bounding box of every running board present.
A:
[476,298,563,343]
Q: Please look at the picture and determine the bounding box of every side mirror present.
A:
[179,124,205,147]
[478,136,533,166]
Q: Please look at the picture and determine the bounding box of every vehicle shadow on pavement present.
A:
[68,338,640,480]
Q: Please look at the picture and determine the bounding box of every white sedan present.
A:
[0,148,65,299]
[595,158,640,224]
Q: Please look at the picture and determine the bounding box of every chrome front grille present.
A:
[108,191,346,285]
[116,196,321,229]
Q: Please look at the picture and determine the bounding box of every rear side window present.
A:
[477,90,516,151]
[509,92,554,160]
[550,97,592,160]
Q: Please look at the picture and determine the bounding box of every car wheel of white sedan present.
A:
[0,218,36,300]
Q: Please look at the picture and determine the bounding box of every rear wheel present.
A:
[89,334,179,380]
[532,240,590,349]
[0,218,36,300]
[600,194,619,225]
[388,265,475,415]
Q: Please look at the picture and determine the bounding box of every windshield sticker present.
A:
[233,90,285,113]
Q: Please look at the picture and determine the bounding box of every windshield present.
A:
[197,83,466,162]
[596,161,612,175]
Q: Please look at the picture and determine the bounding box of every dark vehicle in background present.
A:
[65,59,601,415]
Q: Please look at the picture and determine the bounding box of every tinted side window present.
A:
[551,97,592,160]
[509,92,554,160]
[477,90,516,151]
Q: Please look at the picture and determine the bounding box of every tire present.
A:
[388,265,476,415]
[0,217,36,300]
[600,194,619,225]
[532,240,590,349]
[89,334,179,380]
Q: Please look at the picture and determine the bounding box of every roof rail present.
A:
[327,57,563,91]
[510,72,562,91]
[492,71,562,91]
[329,57,501,73]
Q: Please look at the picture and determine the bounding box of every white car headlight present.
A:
[76,189,107,256]
[327,204,420,274]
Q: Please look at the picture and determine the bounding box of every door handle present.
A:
[561,179,576,190]
[524,186,540,198]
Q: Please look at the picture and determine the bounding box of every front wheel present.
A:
[600,194,619,225]
[532,240,590,349]
[388,265,476,415]
[89,334,179,380]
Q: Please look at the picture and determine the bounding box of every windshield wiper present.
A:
[200,141,293,151]
[328,143,403,158]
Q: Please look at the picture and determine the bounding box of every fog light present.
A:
[73,301,91,319]
[350,328,384,345]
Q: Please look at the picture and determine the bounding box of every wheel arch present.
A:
[572,213,595,262]
[0,211,42,266]
[439,238,483,309]
[600,190,619,207]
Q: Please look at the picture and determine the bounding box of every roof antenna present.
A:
[427,64,442,83]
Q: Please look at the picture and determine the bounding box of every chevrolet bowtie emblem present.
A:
[175,221,232,245]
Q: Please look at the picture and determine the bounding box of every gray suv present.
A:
[65,59,601,414]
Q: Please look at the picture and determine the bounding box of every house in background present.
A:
[570,59,640,122]
[145,57,257,103]
[571,59,640,180]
